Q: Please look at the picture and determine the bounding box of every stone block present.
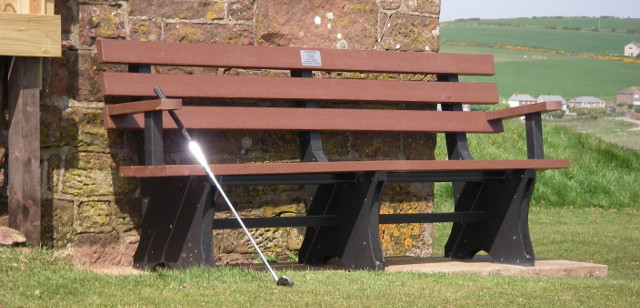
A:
[379,196,433,257]
[164,23,254,45]
[130,19,162,41]
[379,14,439,52]
[349,132,403,160]
[42,105,110,152]
[79,4,126,47]
[61,169,115,197]
[378,0,402,10]
[403,0,440,15]
[256,0,378,49]
[75,201,114,233]
[77,51,102,101]
[48,50,78,98]
[41,200,74,248]
[229,0,254,20]
[130,0,226,20]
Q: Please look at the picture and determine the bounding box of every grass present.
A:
[2,121,640,307]
[435,120,640,209]
[439,44,640,100]
[1,207,638,307]
[440,24,640,55]
[451,17,640,33]
[553,117,640,150]
[439,17,640,102]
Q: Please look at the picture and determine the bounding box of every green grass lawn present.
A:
[440,25,640,55]
[439,44,640,100]
[451,17,640,33]
[2,120,640,307]
[553,117,640,150]
[1,207,638,307]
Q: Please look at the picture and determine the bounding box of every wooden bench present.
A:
[97,39,568,271]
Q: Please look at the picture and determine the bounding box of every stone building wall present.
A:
[31,0,440,266]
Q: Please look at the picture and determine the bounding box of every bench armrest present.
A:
[484,101,562,159]
[104,99,182,116]
[485,101,562,120]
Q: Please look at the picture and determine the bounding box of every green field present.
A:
[441,44,640,99]
[439,17,640,101]
[452,17,640,33]
[440,25,640,55]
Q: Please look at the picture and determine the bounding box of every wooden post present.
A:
[2,0,57,246]
[8,57,41,245]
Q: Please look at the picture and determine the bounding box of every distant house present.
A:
[568,96,607,109]
[537,95,567,111]
[625,42,640,57]
[616,87,640,106]
[507,94,537,107]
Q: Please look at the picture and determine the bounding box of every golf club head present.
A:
[277,276,295,287]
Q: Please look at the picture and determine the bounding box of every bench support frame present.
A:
[299,171,386,270]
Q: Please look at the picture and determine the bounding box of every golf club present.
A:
[154,87,294,287]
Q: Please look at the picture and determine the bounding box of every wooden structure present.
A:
[98,39,568,270]
[2,0,61,246]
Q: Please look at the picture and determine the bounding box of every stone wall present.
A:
[31,0,439,266]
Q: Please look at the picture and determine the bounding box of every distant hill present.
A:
[439,17,640,101]
[447,16,640,34]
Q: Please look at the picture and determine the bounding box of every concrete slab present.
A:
[384,256,608,278]
[242,256,608,278]
[88,256,608,278]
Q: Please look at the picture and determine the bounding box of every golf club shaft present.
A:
[154,87,280,283]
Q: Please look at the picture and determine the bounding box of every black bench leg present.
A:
[445,169,536,266]
[299,171,386,270]
[133,176,215,270]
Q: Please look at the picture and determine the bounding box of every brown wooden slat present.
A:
[486,101,563,120]
[103,106,504,133]
[119,159,570,178]
[8,57,41,245]
[100,72,499,104]
[97,39,495,75]
[104,99,182,116]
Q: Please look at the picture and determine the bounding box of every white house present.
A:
[537,95,567,111]
[625,42,640,57]
[507,94,537,108]
[568,96,607,109]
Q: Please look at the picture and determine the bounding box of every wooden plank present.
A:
[119,159,570,178]
[104,99,182,116]
[0,13,61,57]
[97,39,495,75]
[100,72,499,104]
[8,57,41,245]
[486,101,563,120]
[104,106,504,133]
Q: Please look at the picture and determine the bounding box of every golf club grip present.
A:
[154,87,192,141]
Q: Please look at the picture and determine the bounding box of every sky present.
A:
[440,0,640,21]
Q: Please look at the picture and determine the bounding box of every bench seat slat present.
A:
[104,106,504,133]
[100,72,499,104]
[119,159,569,178]
[97,39,495,76]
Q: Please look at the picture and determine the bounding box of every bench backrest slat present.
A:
[97,39,495,76]
[101,72,499,104]
[104,106,504,133]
